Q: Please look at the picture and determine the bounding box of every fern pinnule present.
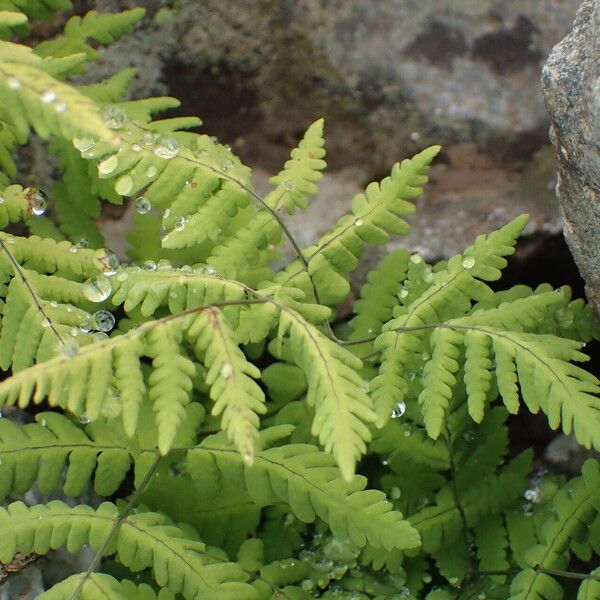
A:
[277,308,376,480]
[188,307,266,463]
[348,248,410,358]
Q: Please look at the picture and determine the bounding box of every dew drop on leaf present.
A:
[28,189,48,216]
[101,105,127,130]
[135,196,151,214]
[73,138,95,152]
[79,413,91,425]
[41,89,56,104]
[82,275,112,302]
[461,255,476,269]
[7,77,21,89]
[391,401,406,418]
[146,165,158,178]
[174,216,185,231]
[98,155,118,175]
[143,260,157,271]
[60,340,79,358]
[220,363,233,379]
[154,137,180,159]
[115,174,133,196]
[93,310,115,332]
[79,320,92,333]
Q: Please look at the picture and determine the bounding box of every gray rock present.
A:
[542,0,600,316]
[85,0,577,262]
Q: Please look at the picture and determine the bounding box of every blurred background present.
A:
[71,0,583,283]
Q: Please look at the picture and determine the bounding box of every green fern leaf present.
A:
[348,248,410,358]
[41,573,175,600]
[187,429,421,551]
[277,145,440,305]
[508,460,600,600]
[0,500,255,600]
[0,412,136,499]
[206,119,326,281]
[188,307,266,462]
[34,9,146,61]
[0,41,111,140]
[277,308,376,480]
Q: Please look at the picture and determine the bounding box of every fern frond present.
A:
[508,459,600,600]
[0,500,255,600]
[34,9,146,61]
[348,249,410,358]
[0,41,111,141]
[188,307,266,463]
[0,412,137,499]
[277,308,376,480]
[0,0,71,22]
[370,215,528,428]
[187,428,421,552]
[277,145,440,305]
[205,119,326,281]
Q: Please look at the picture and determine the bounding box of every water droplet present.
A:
[422,573,432,583]
[354,218,364,227]
[403,428,412,437]
[390,486,401,499]
[50,300,58,308]
[60,340,79,357]
[41,89,56,104]
[381,456,389,466]
[524,488,540,503]
[410,253,422,263]
[284,513,295,526]
[98,155,118,175]
[115,175,133,196]
[41,318,51,328]
[82,275,112,302]
[7,77,21,89]
[93,310,115,332]
[96,250,119,276]
[174,216,185,231]
[40,418,47,427]
[141,132,157,148]
[79,320,92,333]
[92,332,109,343]
[79,413,91,425]
[0,197,4,205]
[146,165,158,178]
[66,304,74,313]
[220,363,233,379]
[157,259,172,271]
[410,131,421,141]
[54,101,67,113]
[461,255,476,269]
[28,188,48,216]
[101,105,127,130]
[73,138,94,152]
[154,137,180,159]
[391,401,406,418]
[131,143,141,152]
[283,178,293,191]
[301,579,314,591]
[75,237,89,249]
[70,327,79,337]
[142,260,156,271]
[205,266,216,275]
[135,196,151,214]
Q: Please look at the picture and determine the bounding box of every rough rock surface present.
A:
[86,0,578,263]
[542,0,600,315]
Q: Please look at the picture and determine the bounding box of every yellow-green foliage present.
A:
[0,4,597,600]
